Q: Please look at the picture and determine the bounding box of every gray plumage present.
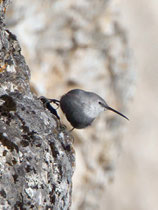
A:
[59,89,128,129]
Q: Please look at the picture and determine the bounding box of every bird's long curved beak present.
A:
[105,106,129,120]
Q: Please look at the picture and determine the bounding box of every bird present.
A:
[46,89,129,130]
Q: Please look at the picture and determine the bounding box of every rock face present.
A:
[4,0,134,209]
[0,1,75,209]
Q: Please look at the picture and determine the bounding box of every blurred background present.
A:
[105,1,158,210]
[6,0,158,209]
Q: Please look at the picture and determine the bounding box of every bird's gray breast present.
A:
[60,93,94,128]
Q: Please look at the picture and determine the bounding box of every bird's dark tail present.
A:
[48,99,60,106]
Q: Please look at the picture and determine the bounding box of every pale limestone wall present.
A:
[104,0,158,210]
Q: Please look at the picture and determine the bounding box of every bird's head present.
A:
[84,91,129,120]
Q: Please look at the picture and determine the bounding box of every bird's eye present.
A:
[98,101,102,105]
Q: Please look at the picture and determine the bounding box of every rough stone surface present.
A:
[0,1,75,209]
[5,0,135,209]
